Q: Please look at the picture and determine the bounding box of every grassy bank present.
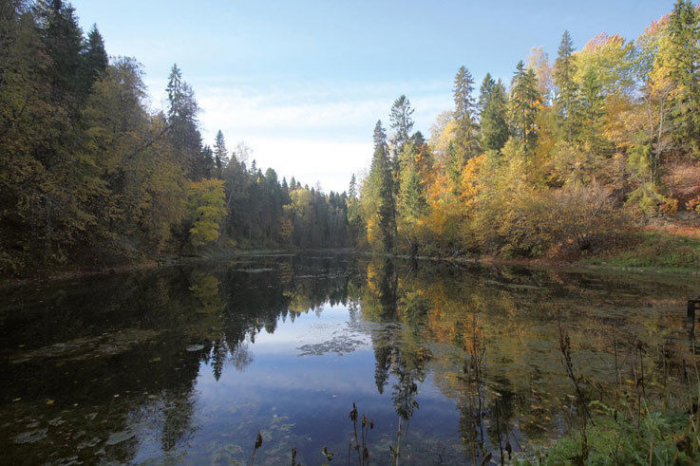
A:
[583,230,700,270]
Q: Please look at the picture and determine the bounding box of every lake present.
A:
[1,254,699,464]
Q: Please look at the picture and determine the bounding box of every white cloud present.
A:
[144,77,453,192]
[243,137,373,193]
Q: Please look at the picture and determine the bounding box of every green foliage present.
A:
[479,74,509,152]
[509,61,542,157]
[186,179,227,247]
[665,0,700,154]
[586,230,700,269]
[5,0,700,274]
[535,401,697,465]
[356,4,700,263]
[361,120,396,252]
[453,66,480,162]
[0,1,351,276]
[554,30,579,143]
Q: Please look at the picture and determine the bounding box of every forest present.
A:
[2,0,700,277]
[0,0,350,277]
[353,0,700,266]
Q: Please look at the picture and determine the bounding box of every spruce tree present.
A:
[554,30,578,143]
[37,0,84,106]
[81,24,108,93]
[213,130,228,177]
[370,120,396,252]
[389,95,415,195]
[479,74,509,151]
[166,64,204,179]
[578,68,605,152]
[348,173,357,199]
[453,66,479,163]
[509,61,541,158]
[667,0,700,153]
[389,95,415,154]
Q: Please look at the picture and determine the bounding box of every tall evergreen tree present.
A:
[509,61,541,157]
[554,30,578,143]
[389,95,415,194]
[578,68,605,152]
[478,74,509,151]
[666,0,700,153]
[348,173,357,199]
[36,0,84,106]
[389,95,415,155]
[453,66,479,163]
[166,64,204,179]
[213,130,228,177]
[81,24,107,93]
[369,120,396,252]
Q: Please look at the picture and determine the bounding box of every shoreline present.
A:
[3,246,699,289]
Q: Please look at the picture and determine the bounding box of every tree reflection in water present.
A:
[1,254,699,464]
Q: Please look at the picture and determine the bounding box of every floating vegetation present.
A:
[105,430,134,446]
[297,335,364,356]
[10,329,160,364]
[14,429,47,445]
[1,256,699,464]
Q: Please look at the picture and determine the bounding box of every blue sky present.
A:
[71,0,675,192]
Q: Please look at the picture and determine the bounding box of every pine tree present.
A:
[389,95,415,155]
[666,0,700,153]
[554,30,578,143]
[368,120,396,252]
[36,0,85,106]
[348,173,357,199]
[389,95,415,195]
[213,130,228,177]
[578,68,605,152]
[81,24,108,93]
[201,145,214,178]
[479,74,509,151]
[453,66,479,163]
[166,64,204,179]
[509,61,541,158]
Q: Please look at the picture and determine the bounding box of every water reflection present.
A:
[0,255,698,464]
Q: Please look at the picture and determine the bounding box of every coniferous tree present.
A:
[36,0,84,106]
[166,64,204,179]
[554,30,578,143]
[213,130,228,177]
[81,24,108,92]
[666,0,700,152]
[201,145,214,178]
[389,95,415,194]
[348,173,357,199]
[509,61,541,157]
[453,66,480,163]
[366,120,396,252]
[478,74,510,151]
[389,95,415,155]
[578,68,605,152]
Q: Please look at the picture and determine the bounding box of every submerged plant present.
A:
[248,430,263,465]
[348,402,373,465]
[530,329,700,465]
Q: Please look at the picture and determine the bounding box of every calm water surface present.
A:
[1,254,699,464]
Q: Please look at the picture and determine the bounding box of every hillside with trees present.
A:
[352,0,700,267]
[0,0,349,277]
[3,1,700,277]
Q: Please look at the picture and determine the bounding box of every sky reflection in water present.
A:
[1,255,699,464]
